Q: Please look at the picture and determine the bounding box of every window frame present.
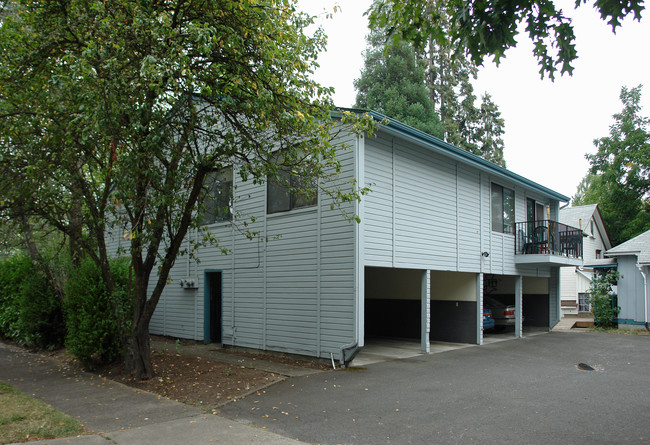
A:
[199,167,233,226]
[266,153,318,215]
[578,292,591,312]
[491,183,515,234]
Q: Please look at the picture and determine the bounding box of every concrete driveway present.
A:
[218,331,650,444]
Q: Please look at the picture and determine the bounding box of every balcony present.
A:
[514,220,583,266]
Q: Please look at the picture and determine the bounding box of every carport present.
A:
[522,277,550,329]
[364,267,481,351]
[364,267,423,342]
[482,274,552,338]
[362,268,555,358]
[429,271,480,344]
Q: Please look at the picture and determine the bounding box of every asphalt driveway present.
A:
[218,331,650,444]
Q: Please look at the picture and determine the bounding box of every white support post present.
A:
[355,133,366,348]
[515,275,523,338]
[421,270,430,354]
[477,273,484,345]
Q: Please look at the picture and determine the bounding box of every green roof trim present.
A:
[335,108,570,203]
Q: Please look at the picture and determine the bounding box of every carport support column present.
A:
[515,275,523,338]
[421,270,430,353]
[477,273,483,345]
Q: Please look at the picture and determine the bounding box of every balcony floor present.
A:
[515,254,582,267]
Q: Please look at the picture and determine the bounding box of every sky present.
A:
[297,0,650,202]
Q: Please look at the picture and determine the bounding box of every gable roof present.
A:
[559,204,598,228]
[559,204,612,249]
[339,108,571,203]
[606,229,650,265]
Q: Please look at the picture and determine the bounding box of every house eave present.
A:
[583,258,618,268]
[336,108,571,203]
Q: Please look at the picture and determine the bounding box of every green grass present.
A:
[0,381,84,444]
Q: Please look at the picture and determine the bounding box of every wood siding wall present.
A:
[617,256,646,324]
[363,132,556,279]
[104,124,567,357]
[145,132,359,360]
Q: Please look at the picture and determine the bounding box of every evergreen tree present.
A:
[356,9,506,166]
[422,1,506,166]
[354,31,444,138]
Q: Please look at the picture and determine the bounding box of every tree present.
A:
[0,0,372,379]
[590,269,620,328]
[429,43,506,166]
[573,173,649,245]
[473,93,506,166]
[588,86,650,201]
[354,31,444,138]
[368,0,644,80]
[574,85,650,245]
[357,9,506,166]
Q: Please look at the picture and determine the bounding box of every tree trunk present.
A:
[124,322,153,380]
[121,165,208,380]
[124,260,155,380]
[68,185,84,267]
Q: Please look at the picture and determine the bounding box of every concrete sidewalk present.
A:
[0,342,307,445]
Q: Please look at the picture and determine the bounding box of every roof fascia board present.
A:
[593,205,613,249]
[606,250,641,257]
[337,108,570,202]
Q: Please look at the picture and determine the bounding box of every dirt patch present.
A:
[87,337,329,409]
[16,337,329,410]
[99,349,280,408]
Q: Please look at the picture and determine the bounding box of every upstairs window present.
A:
[199,167,233,225]
[267,152,317,214]
[491,183,514,234]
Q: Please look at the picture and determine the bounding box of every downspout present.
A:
[340,341,360,368]
[638,264,648,331]
[339,132,364,368]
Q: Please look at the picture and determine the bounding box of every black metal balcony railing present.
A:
[514,220,583,259]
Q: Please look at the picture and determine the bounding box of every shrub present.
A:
[590,270,620,328]
[16,267,65,349]
[0,255,30,341]
[0,254,65,349]
[64,257,132,369]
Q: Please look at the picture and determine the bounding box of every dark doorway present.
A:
[204,271,222,344]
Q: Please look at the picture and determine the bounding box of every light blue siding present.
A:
[145,131,359,360]
[135,118,568,357]
[617,256,646,325]
[549,267,560,327]
[363,132,532,275]
[457,166,481,272]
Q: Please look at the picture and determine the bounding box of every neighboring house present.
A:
[109,110,583,364]
[559,204,612,315]
[604,230,650,329]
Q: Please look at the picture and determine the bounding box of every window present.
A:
[199,167,233,225]
[491,183,514,234]
[596,249,602,259]
[267,153,317,214]
[578,292,591,312]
